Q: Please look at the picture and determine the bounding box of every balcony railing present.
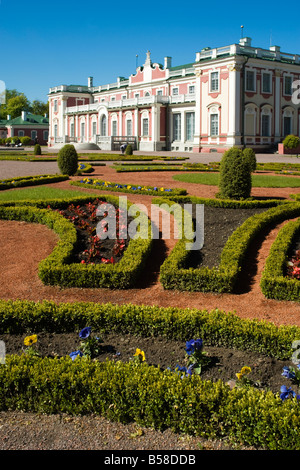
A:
[65,94,193,115]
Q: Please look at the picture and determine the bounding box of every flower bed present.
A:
[260,217,300,301]
[1,300,300,449]
[157,196,300,293]
[0,174,69,190]
[0,195,152,289]
[71,178,187,196]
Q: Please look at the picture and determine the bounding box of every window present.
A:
[157,90,163,96]
[18,130,24,137]
[186,112,195,141]
[54,100,58,112]
[135,93,140,98]
[100,115,107,136]
[188,85,195,94]
[112,121,117,136]
[81,122,85,137]
[210,114,218,136]
[54,124,58,139]
[284,116,292,136]
[43,130,48,140]
[210,72,219,92]
[92,121,97,136]
[145,91,150,97]
[172,87,179,96]
[262,73,271,93]
[246,70,255,92]
[284,76,293,95]
[142,118,149,136]
[261,114,270,136]
[31,130,37,140]
[111,96,116,101]
[126,119,132,136]
[70,123,74,137]
[173,113,181,140]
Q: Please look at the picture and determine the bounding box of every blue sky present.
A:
[0,0,299,104]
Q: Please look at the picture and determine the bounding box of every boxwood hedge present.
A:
[261,217,300,301]
[0,300,300,449]
[156,197,300,293]
[0,194,152,289]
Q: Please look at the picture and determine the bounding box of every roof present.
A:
[6,113,49,126]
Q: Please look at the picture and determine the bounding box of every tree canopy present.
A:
[0,89,49,120]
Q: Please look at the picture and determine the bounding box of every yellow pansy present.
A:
[24,335,37,346]
[134,348,146,362]
[240,366,251,375]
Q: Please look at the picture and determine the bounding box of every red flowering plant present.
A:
[286,249,300,280]
[54,198,129,266]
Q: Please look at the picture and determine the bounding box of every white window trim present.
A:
[261,71,272,94]
[283,74,293,96]
[245,69,256,93]
[172,87,179,96]
[261,106,272,137]
[209,70,220,93]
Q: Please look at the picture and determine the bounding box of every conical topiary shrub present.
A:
[218,147,252,200]
[57,144,78,176]
[33,144,42,155]
[125,144,133,155]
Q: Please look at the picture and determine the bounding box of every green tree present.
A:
[31,100,49,116]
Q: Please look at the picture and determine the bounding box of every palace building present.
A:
[48,37,300,153]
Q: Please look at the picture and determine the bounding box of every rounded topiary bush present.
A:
[20,136,31,146]
[33,144,42,155]
[242,147,256,172]
[218,147,252,200]
[57,144,78,176]
[125,144,133,155]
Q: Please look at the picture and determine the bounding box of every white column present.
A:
[274,70,281,140]
[193,71,201,151]
[119,110,123,136]
[60,96,67,140]
[227,64,241,146]
[151,105,157,150]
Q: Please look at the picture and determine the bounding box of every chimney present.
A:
[239,37,252,47]
[270,45,280,52]
[164,56,172,69]
[21,111,27,121]
[88,77,93,88]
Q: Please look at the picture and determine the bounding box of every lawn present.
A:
[173,172,300,188]
[0,186,88,201]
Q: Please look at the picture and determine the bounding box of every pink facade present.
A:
[48,40,300,153]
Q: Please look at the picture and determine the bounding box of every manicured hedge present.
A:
[0,174,69,190]
[1,300,300,448]
[260,217,300,301]
[0,300,298,359]
[157,198,300,293]
[0,195,152,289]
[1,354,300,449]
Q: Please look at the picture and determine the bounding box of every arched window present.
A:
[100,115,107,136]
[261,106,272,137]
